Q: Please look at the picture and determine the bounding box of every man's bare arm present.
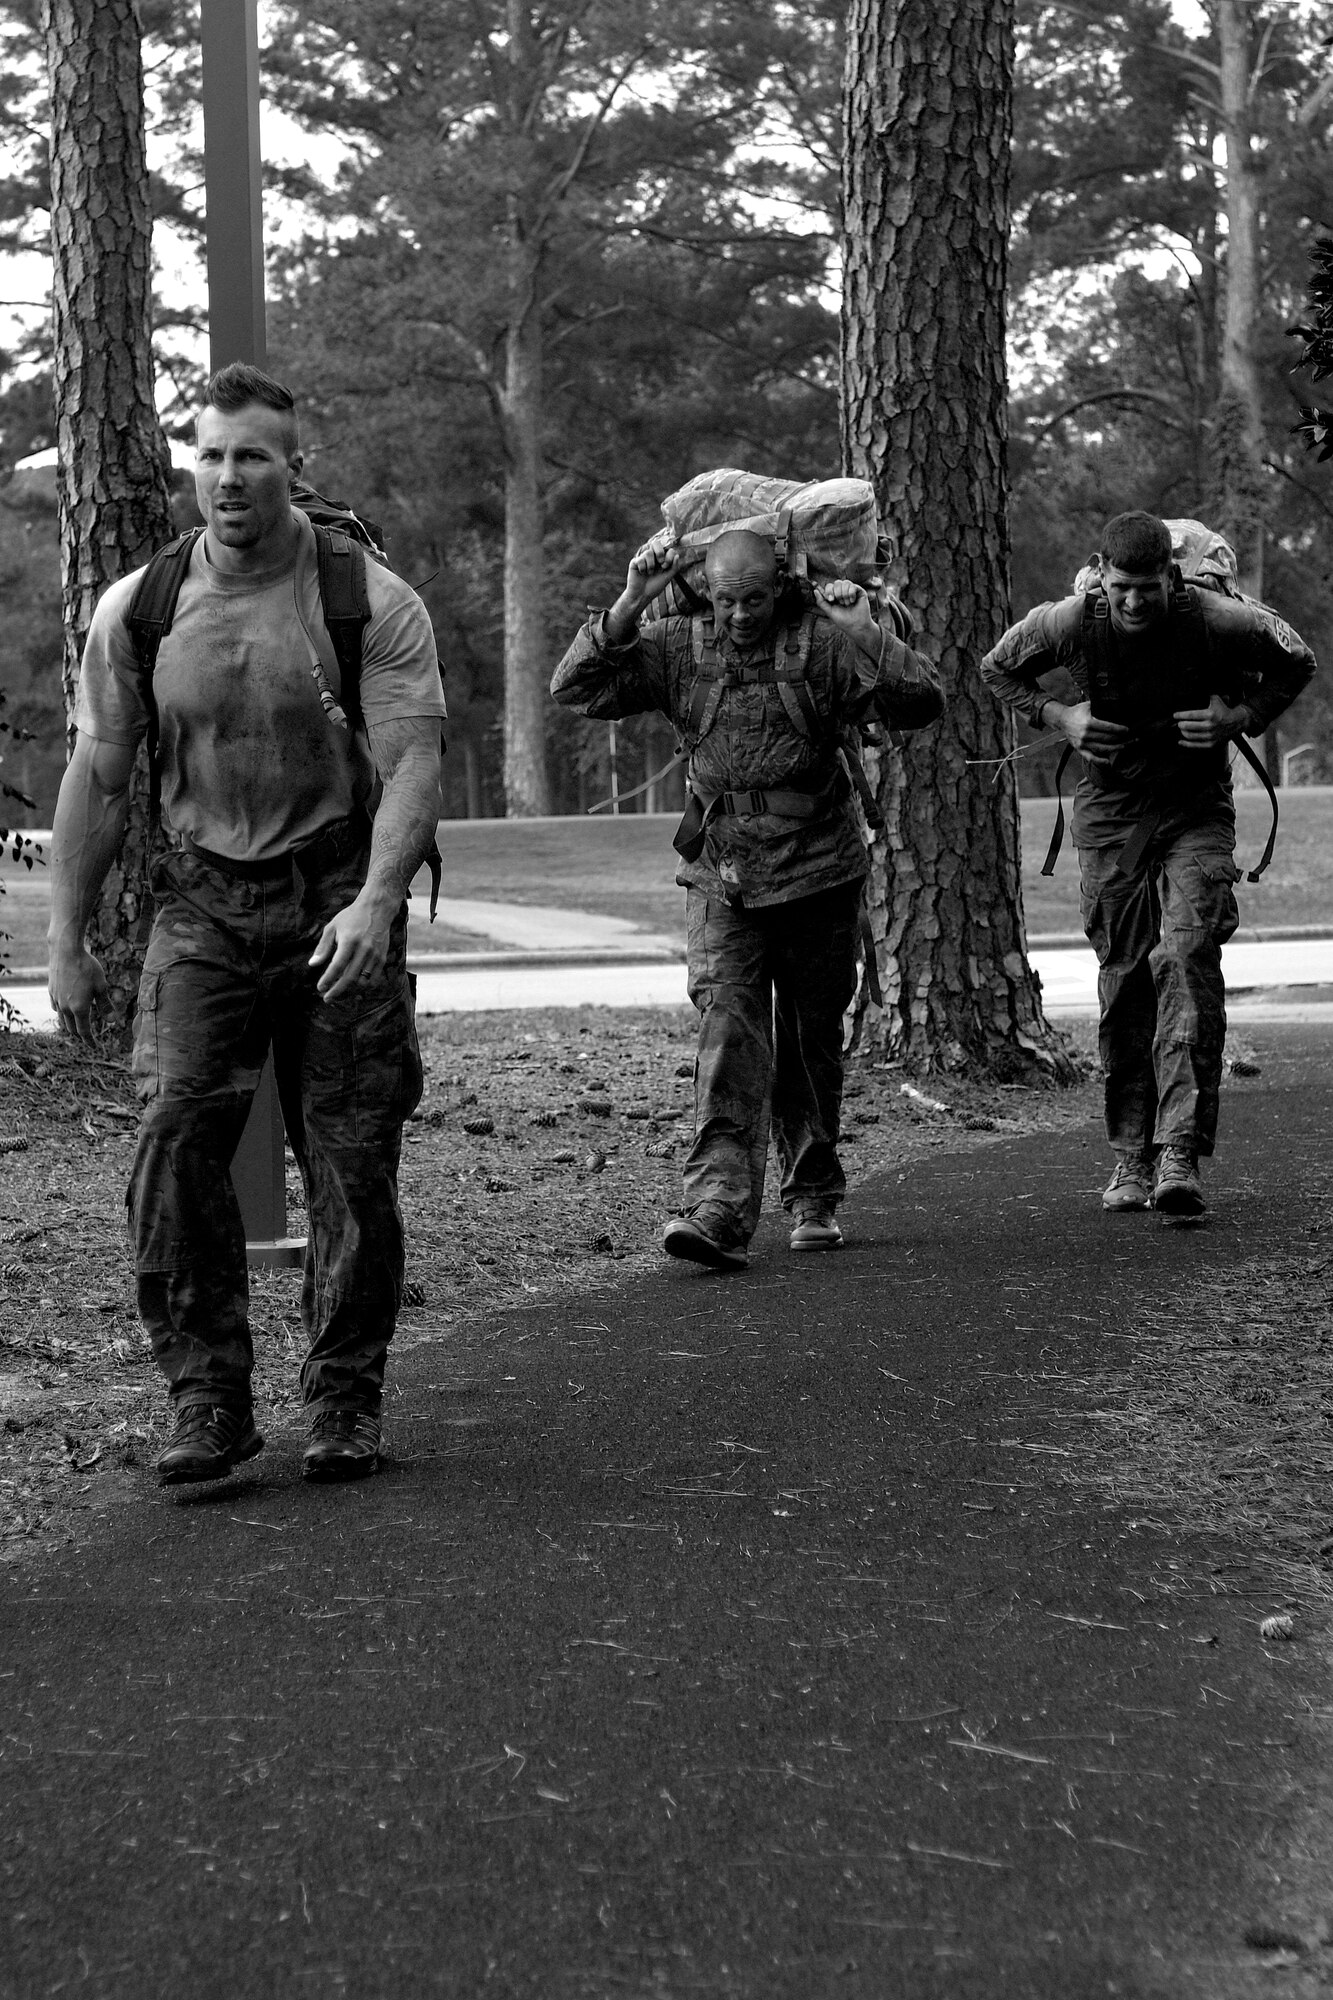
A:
[308,715,443,1001]
[47,733,136,1040]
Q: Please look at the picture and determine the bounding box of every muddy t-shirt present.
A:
[74,511,445,862]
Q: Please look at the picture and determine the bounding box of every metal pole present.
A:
[201,0,302,1269]
[202,0,266,369]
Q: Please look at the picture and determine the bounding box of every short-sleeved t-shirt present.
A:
[74,511,445,863]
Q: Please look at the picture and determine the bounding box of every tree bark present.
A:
[840,0,1074,1080]
[43,0,172,1030]
[1212,0,1267,593]
[494,1,553,819]
[1211,0,1279,780]
[500,276,553,817]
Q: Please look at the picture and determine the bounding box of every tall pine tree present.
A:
[841,0,1074,1078]
[43,0,172,1030]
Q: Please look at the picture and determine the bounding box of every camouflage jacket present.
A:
[980,590,1316,849]
[551,599,943,906]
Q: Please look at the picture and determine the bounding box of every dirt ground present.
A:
[1,1007,1110,1558]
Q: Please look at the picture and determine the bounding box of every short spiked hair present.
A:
[1099,510,1172,575]
[198,362,300,459]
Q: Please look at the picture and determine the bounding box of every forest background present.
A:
[1,0,1332,827]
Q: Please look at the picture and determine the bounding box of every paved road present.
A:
[3,1026,1331,1997]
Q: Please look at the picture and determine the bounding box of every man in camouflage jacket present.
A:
[981,509,1314,1218]
[551,527,943,1270]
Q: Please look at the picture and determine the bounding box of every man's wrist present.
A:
[604,595,642,644]
[47,918,86,955]
[353,876,404,926]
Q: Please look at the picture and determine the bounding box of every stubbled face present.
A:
[1103,562,1173,638]
[195,403,301,568]
[705,559,778,647]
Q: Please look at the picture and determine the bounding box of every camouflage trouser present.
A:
[682,881,862,1242]
[128,830,422,1414]
[1078,816,1240,1158]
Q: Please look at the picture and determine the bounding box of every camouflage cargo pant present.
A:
[128,827,422,1414]
[682,881,862,1243]
[1078,815,1240,1158]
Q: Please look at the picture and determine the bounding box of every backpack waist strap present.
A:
[672,768,845,862]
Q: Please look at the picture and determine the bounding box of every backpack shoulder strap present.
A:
[126,530,203,671]
[125,529,204,829]
[1173,580,1218,682]
[774,613,827,742]
[1077,588,1109,705]
[313,523,372,726]
[684,615,727,745]
[312,522,450,921]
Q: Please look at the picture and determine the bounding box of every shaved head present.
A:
[703,530,780,647]
[705,530,777,587]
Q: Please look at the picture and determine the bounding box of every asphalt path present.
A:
[3,1029,1332,1997]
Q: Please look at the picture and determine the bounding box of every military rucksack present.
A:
[125,482,445,915]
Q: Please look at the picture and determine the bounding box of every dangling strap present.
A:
[1233,736,1280,882]
[841,745,884,832]
[587,748,688,815]
[858,898,883,1008]
[1108,807,1164,883]
[1040,744,1074,877]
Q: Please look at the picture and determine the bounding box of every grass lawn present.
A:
[1019,784,1333,936]
[5,786,1331,977]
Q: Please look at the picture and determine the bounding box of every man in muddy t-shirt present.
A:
[46,363,445,1489]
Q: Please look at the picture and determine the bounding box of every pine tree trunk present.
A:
[43,0,173,1031]
[1211,0,1279,780]
[501,287,553,817]
[840,0,1074,1081]
[497,2,551,819]
[1212,0,1267,595]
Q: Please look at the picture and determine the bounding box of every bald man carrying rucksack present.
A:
[553,523,943,1271]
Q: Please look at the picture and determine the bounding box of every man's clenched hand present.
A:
[48,936,108,1043]
[1174,693,1250,749]
[605,533,694,642]
[812,577,879,654]
[1043,699,1131,766]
